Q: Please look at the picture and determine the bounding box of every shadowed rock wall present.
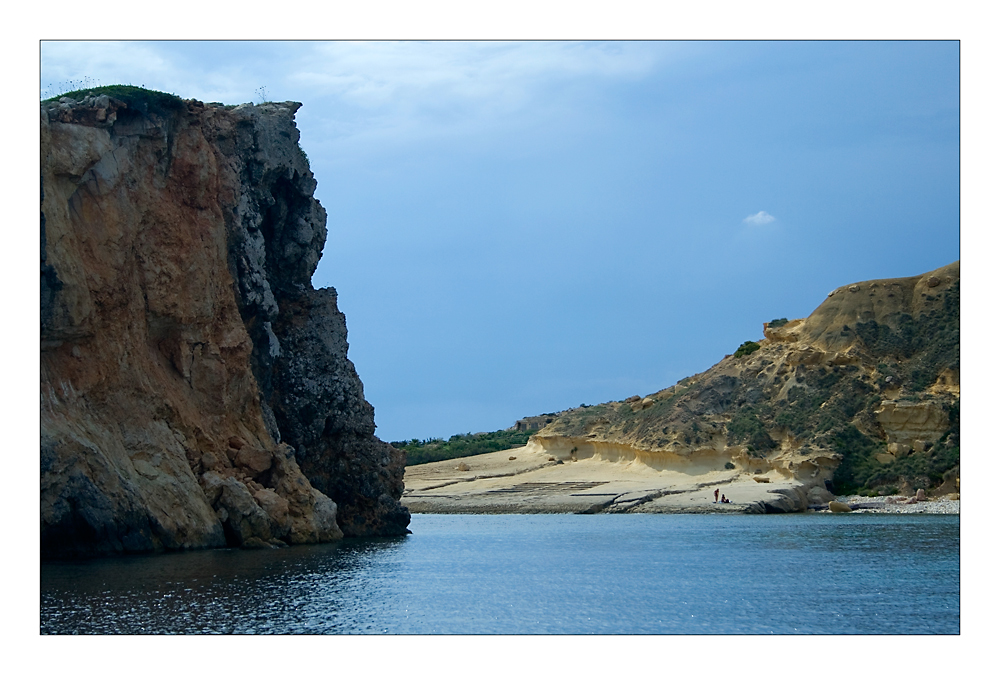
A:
[41,93,408,557]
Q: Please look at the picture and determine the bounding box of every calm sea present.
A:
[40,513,959,634]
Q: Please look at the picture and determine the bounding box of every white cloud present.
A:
[291,41,678,148]
[743,211,776,225]
[41,41,698,156]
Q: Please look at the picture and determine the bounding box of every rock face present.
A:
[41,90,409,557]
[533,262,959,500]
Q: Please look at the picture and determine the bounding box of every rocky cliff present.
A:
[533,262,960,500]
[41,88,409,557]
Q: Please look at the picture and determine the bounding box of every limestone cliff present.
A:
[41,88,409,557]
[534,262,960,499]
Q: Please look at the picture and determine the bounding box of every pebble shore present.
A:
[831,494,960,515]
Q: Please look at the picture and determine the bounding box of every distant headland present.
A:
[403,262,960,515]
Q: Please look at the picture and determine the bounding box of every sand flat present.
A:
[402,442,807,514]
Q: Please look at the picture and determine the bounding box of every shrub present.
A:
[829,424,881,493]
[727,411,774,456]
[44,84,185,117]
[733,341,761,358]
[768,318,789,328]
[396,428,538,466]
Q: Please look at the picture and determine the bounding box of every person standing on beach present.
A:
[714,488,719,503]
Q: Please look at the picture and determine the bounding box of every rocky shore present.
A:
[824,494,960,515]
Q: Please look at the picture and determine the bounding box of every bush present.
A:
[727,411,774,456]
[44,84,185,117]
[768,318,789,328]
[724,462,736,470]
[830,425,881,494]
[854,282,959,391]
[733,341,761,358]
[395,428,538,466]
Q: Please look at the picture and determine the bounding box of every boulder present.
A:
[199,471,226,504]
[253,488,291,539]
[216,477,274,546]
[234,442,273,474]
[201,451,221,472]
[808,486,836,504]
[286,488,341,545]
[829,501,852,513]
[888,442,911,458]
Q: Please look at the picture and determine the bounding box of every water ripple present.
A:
[41,514,959,634]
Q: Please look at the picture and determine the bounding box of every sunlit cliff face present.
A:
[41,93,407,557]
[534,262,960,495]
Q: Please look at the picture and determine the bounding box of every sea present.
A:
[40,513,959,635]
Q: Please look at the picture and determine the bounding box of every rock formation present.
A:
[531,262,960,505]
[41,88,409,557]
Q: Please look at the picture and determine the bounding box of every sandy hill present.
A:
[403,262,959,515]
[536,261,959,496]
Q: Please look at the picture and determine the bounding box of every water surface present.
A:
[41,513,959,634]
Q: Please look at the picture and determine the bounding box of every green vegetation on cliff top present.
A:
[393,428,538,466]
[43,84,185,115]
[733,340,762,358]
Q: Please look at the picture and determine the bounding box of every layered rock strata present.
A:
[41,92,409,557]
[532,262,960,508]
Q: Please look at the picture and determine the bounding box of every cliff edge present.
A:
[41,89,409,557]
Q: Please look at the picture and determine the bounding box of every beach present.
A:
[402,442,959,515]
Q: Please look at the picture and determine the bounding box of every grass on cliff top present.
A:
[43,84,185,114]
[393,428,538,466]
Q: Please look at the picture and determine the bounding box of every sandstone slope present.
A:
[530,261,960,505]
[41,89,409,557]
[403,263,958,516]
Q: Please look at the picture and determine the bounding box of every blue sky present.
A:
[40,41,960,442]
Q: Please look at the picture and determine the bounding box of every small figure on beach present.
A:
[721,494,730,503]
[714,488,720,503]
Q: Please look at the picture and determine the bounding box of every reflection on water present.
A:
[41,537,408,634]
[41,514,959,634]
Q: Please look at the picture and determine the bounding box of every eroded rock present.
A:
[40,93,403,557]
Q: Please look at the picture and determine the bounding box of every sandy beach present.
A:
[402,442,959,515]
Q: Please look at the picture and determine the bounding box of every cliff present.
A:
[532,262,960,499]
[41,88,409,557]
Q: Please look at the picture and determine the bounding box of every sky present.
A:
[39,40,961,443]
